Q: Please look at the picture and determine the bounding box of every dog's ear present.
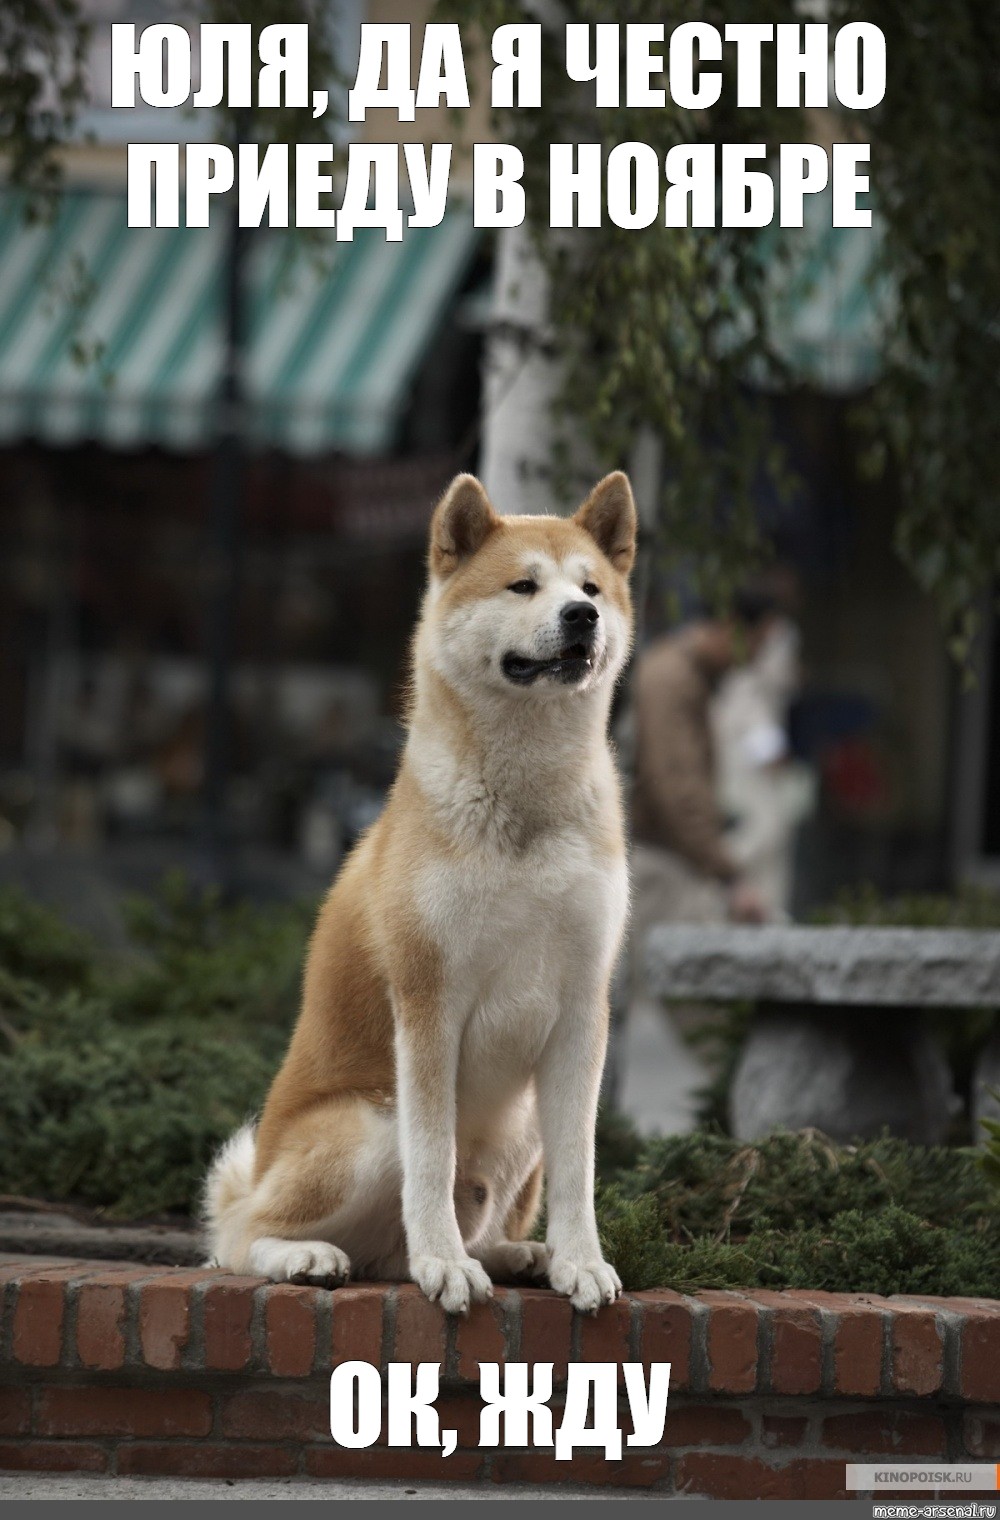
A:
[574,472,638,575]
[430,475,498,577]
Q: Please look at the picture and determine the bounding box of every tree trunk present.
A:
[478,225,594,515]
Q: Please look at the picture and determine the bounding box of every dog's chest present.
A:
[418,826,626,1016]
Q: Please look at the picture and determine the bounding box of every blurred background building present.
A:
[0,0,996,926]
[0,0,493,912]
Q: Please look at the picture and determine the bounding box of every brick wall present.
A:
[2,1255,999,1495]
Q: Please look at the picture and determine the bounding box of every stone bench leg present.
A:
[729,1003,956,1145]
[972,1026,1000,1141]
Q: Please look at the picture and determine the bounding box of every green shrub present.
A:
[980,1097,1000,1190]
[813,883,1000,929]
[0,879,312,1218]
[111,872,312,1031]
[594,1122,1000,1296]
[0,887,97,994]
[597,1185,760,1292]
[618,1127,991,1233]
[0,996,279,1217]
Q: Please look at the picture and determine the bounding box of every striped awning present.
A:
[0,188,478,456]
[762,190,889,393]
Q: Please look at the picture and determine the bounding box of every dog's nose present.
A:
[561,601,600,638]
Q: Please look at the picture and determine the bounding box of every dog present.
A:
[205,470,637,1314]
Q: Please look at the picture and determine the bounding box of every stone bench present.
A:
[644,926,1000,1144]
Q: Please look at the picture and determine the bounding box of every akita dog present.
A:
[205,470,637,1314]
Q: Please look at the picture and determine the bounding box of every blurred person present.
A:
[607,592,784,1130]
[712,605,815,921]
[630,594,781,936]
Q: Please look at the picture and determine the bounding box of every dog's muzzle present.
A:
[502,602,600,686]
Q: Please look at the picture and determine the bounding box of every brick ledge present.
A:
[2,1255,999,1495]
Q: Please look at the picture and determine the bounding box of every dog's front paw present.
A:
[477,1239,549,1282]
[410,1254,493,1315]
[248,1237,351,1287]
[548,1253,621,1313]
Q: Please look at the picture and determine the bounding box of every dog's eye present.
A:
[507,579,538,595]
[583,581,600,597]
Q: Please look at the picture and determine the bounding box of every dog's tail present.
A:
[202,1122,257,1268]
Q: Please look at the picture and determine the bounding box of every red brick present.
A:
[676,1453,847,1500]
[35,1386,212,1439]
[833,1306,885,1397]
[578,1295,631,1384]
[519,1289,572,1385]
[13,1279,66,1367]
[454,1292,507,1381]
[0,1441,107,1473]
[964,1412,1000,1459]
[138,1274,211,1371]
[0,1255,41,1273]
[662,1405,751,1448]
[306,1447,483,1482]
[330,1286,384,1369]
[747,1294,822,1395]
[772,1312,822,1395]
[762,1289,839,1308]
[393,1284,445,1370]
[0,1257,69,1284]
[201,1276,258,1372]
[430,1394,483,1451]
[774,1458,850,1500]
[891,1307,943,1397]
[76,1280,129,1371]
[11,1261,116,1366]
[218,1389,328,1442]
[15,1261,112,1284]
[961,1311,1000,1403]
[265,1284,319,1377]
[2,1254,96,1272]
[765,1290,885,1317]
[896,1295,1000,1314]
[634,1291,693,1392]
[370,1394,484,1450]
[821,1410,946,1456]
[118,1443,299,1479]
[75,1259,152,1282]
[674,1452,775,1500]
[491,1450,669,1487]
[761,1415,809,1448]
[699,1292,758,1394]
[0,1387,31,1437]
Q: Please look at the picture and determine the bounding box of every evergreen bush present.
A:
[1,883,999,1296]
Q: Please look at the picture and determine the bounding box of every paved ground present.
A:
[0,1475,661,1502]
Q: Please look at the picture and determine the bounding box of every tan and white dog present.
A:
[205,470,637,1314]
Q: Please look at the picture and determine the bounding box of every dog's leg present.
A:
[395,1000,493,1315]
[503,1159,544,1241]
[477,1239,549,1281]
[473,1161,547,1282]
[207,1097,399,1283]
[535,986,621,1313]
